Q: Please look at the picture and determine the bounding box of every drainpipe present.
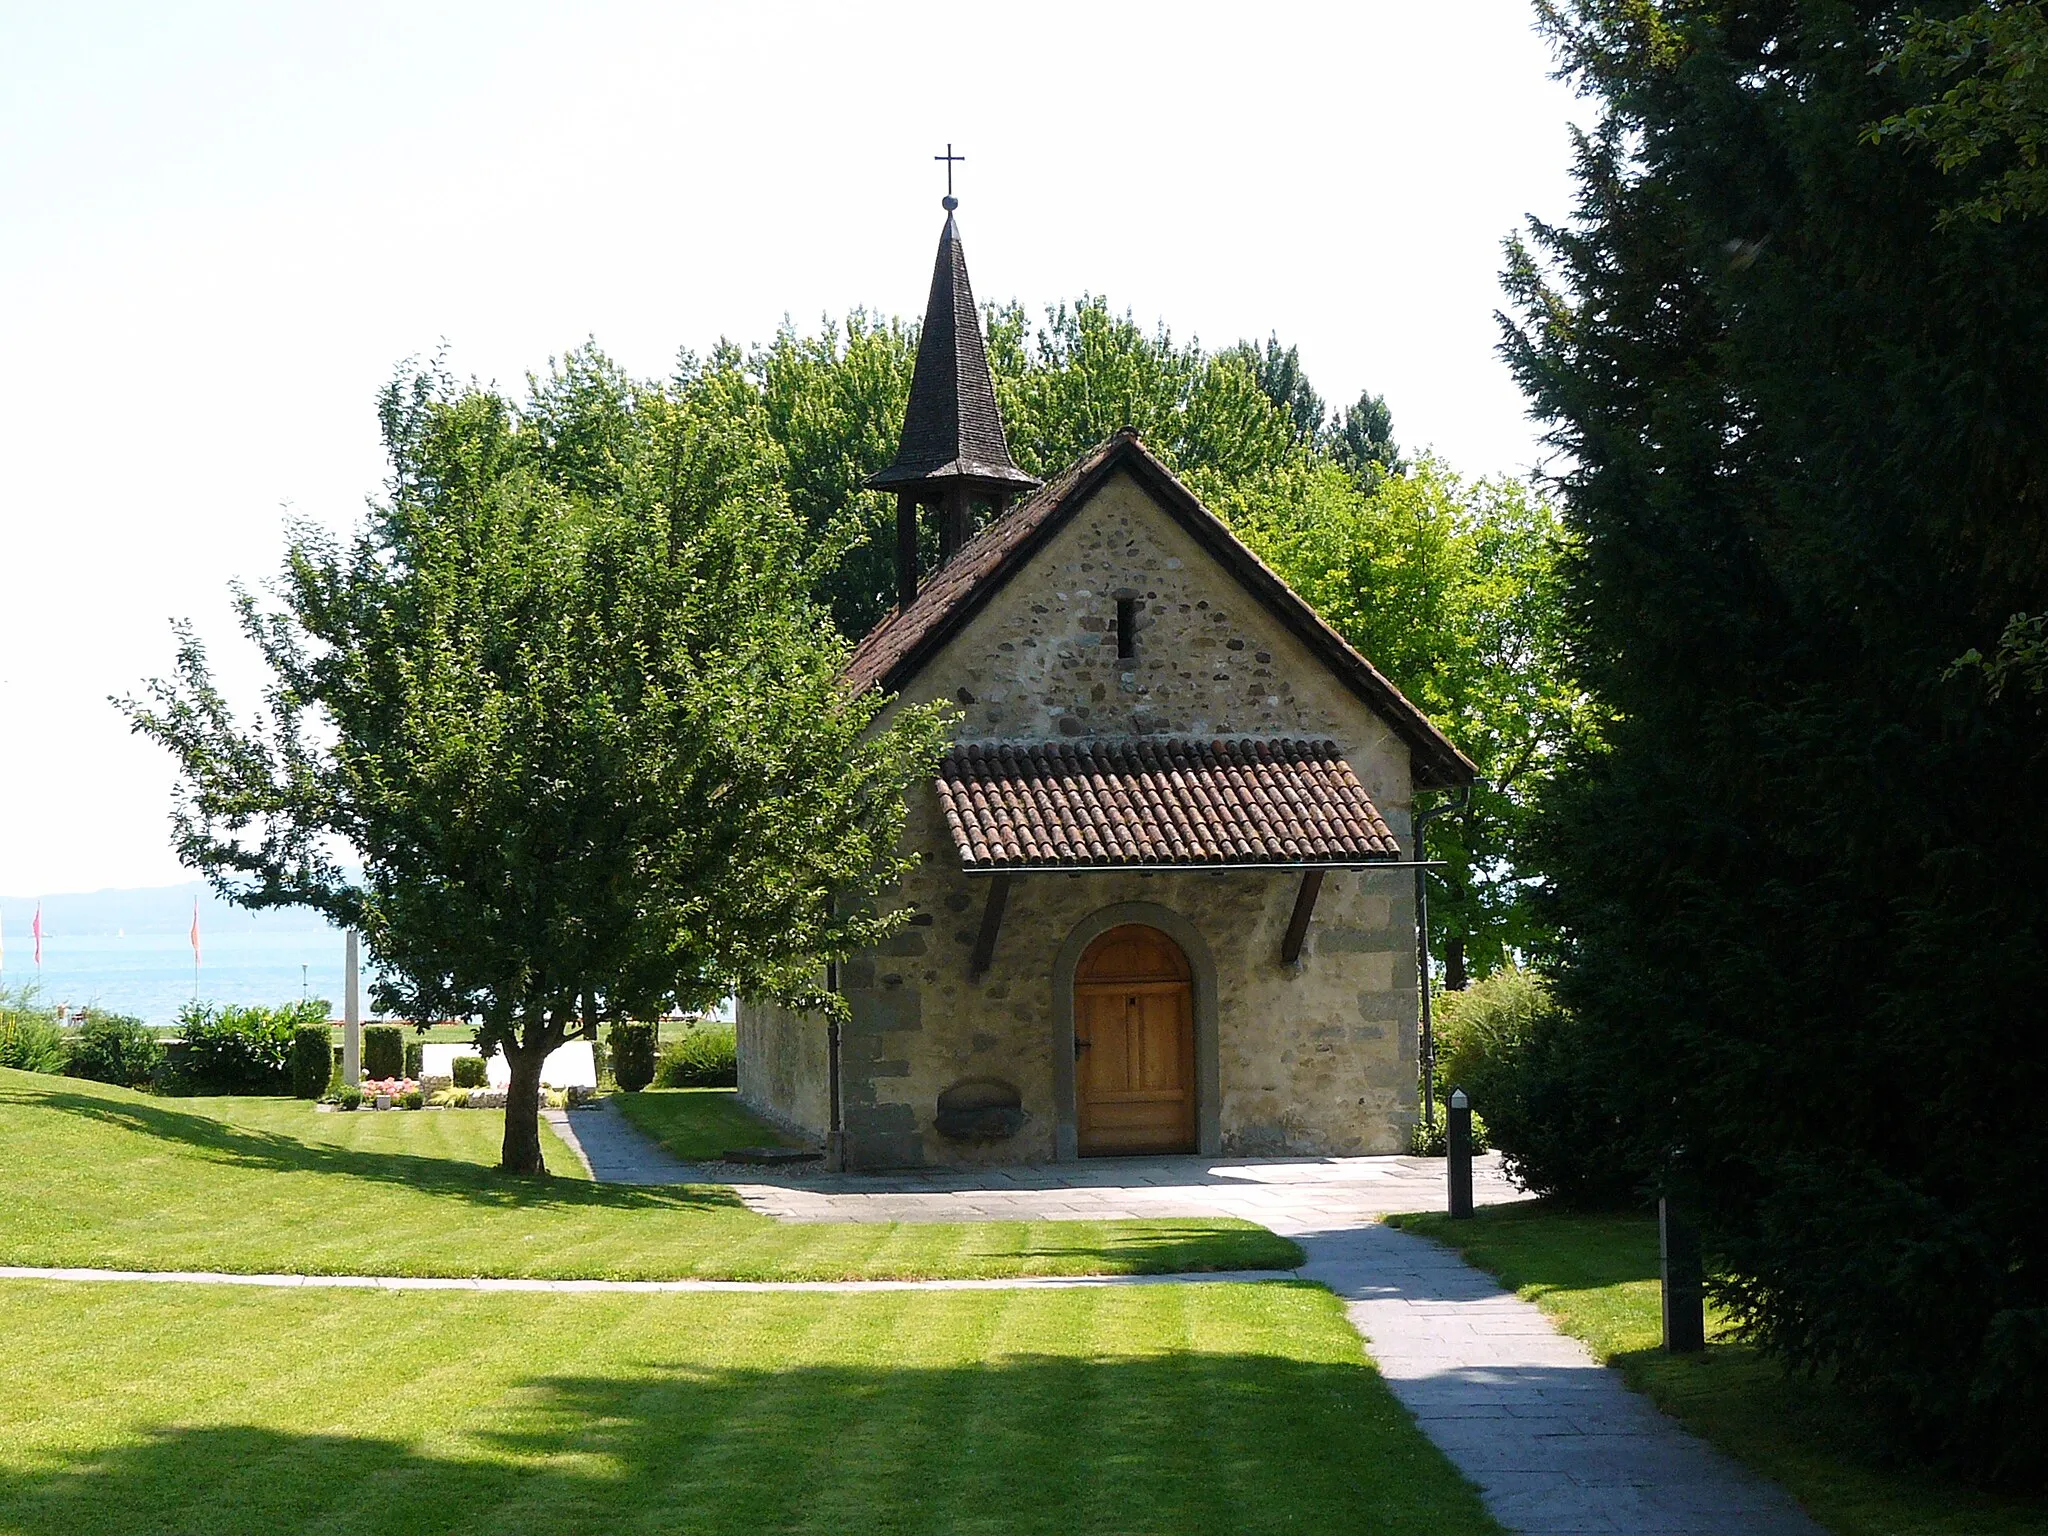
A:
[1412,787,1472,1135]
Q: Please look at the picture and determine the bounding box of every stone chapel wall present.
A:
[816,467,1421,1167]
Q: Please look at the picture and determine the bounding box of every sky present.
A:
[0,1,1587,898]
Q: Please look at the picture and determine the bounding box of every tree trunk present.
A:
[1444,933,1469,992]
[500,1041,549,1176]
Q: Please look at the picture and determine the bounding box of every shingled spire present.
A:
[866,194,1038,608]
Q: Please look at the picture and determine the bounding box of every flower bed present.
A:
[326,1077,423,1110]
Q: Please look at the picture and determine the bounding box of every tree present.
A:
[1328,388,1404,489]
[1237,456,1590,987]
[120,349,949,1174]
[669,294,1575,981]
[1871,0,2048,226]
[1222,334,1329,445]
[1504,0,2048,1479]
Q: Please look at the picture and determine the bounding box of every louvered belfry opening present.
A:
[864,201,1038,608]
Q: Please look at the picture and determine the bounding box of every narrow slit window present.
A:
[1116,597,1136,660]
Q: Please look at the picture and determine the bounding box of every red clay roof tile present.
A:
[935,738,1401,871]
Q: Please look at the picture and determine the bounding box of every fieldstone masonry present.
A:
[739,468,1425,1168]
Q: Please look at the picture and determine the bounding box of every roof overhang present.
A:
[937,737,1408,874]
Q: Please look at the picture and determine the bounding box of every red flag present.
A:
[32,903,42,967]
[190,898,201,970]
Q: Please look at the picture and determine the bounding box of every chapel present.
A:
[737,192,1475,1169]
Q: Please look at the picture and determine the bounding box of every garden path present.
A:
[551,1103,1826,1536]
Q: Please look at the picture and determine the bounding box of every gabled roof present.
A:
[938,738,1401,871]
[845,432,1479,790]
[864,212,1037,493]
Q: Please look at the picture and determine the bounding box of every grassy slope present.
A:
[0,1279,1496,1536]
[611,1085,797,1160]
[1393,1204,2048,1536]
[0,1069,1297,1281]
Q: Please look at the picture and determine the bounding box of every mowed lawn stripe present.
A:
[0,1280,1504,1535]
[0,1071,1296,1281]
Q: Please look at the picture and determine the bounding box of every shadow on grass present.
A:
[1392,1201,1660,1293]
[3,1082,1299,1274]
[4,1084,745,1216]
[0,1350,1494,1536]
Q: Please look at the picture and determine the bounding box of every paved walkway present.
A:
[1301,1224,1823,1535]
[546,1100,1528,1225]
[550,1103,1825,1535]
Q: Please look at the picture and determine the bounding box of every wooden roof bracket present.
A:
[969,871,1015,982]
[1280,868,1326,966]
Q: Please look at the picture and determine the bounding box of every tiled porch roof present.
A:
[935,738,1401,872]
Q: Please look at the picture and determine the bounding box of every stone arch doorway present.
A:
[1073,924,1197,1156]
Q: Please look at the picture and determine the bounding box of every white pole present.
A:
[343,929,361,1085]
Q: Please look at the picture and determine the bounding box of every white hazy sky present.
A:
[0,1,1584,897]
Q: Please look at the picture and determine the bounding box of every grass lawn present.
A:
[0,1069,1297,1281]
[611,1085,799,1161]
[1392,1203,2048,1536]
[0,1279,1498,1536]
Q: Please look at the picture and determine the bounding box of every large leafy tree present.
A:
[1505,0,2048,1477]
[1239,458,1591,988]
[680,295,1577,984]
[122,350,948,1174]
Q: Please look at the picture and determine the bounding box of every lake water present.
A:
[3,926,383,1026]
[0,883,733,1027]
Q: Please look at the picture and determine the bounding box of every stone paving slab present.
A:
[1299,1223,1825,1536]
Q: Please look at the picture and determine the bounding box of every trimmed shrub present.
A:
[1439,970,1637,1205]
[451,1054,488,1089]
[289,1025,331,1098]
[362,1025,403,1080]
[334,1084,364,1111]
[64,1012,162,1087]
[609,1022,657,1092]
[654,1022,737,1087]
[403,1039,424,1079]
[170,999,329,1095]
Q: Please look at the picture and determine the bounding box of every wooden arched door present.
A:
[1075,924,1196,1156]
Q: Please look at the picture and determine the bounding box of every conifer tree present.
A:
[1504,0,2048,1477]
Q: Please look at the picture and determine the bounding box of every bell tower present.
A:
[865,155,1038,608]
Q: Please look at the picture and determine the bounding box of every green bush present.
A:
[653,1021,737,1087]
[334,1083,363,1111]
[1437,970,1637,1205]
[0,984,67,1075]
[609,1021,657,1092]
[403,1039,423,1079]
[1433,968,1552,1103]
[362,1024,403,1080]
[1408,1103,1491,1157]
[0,1015,68,1074]
[288,1025,331,1098]
[63,1011,162,1087]
[169,999,329,1095]
[451,1054,488,1089]
[401,1087,423,1110]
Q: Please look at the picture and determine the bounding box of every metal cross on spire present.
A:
[935,143,964,210]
